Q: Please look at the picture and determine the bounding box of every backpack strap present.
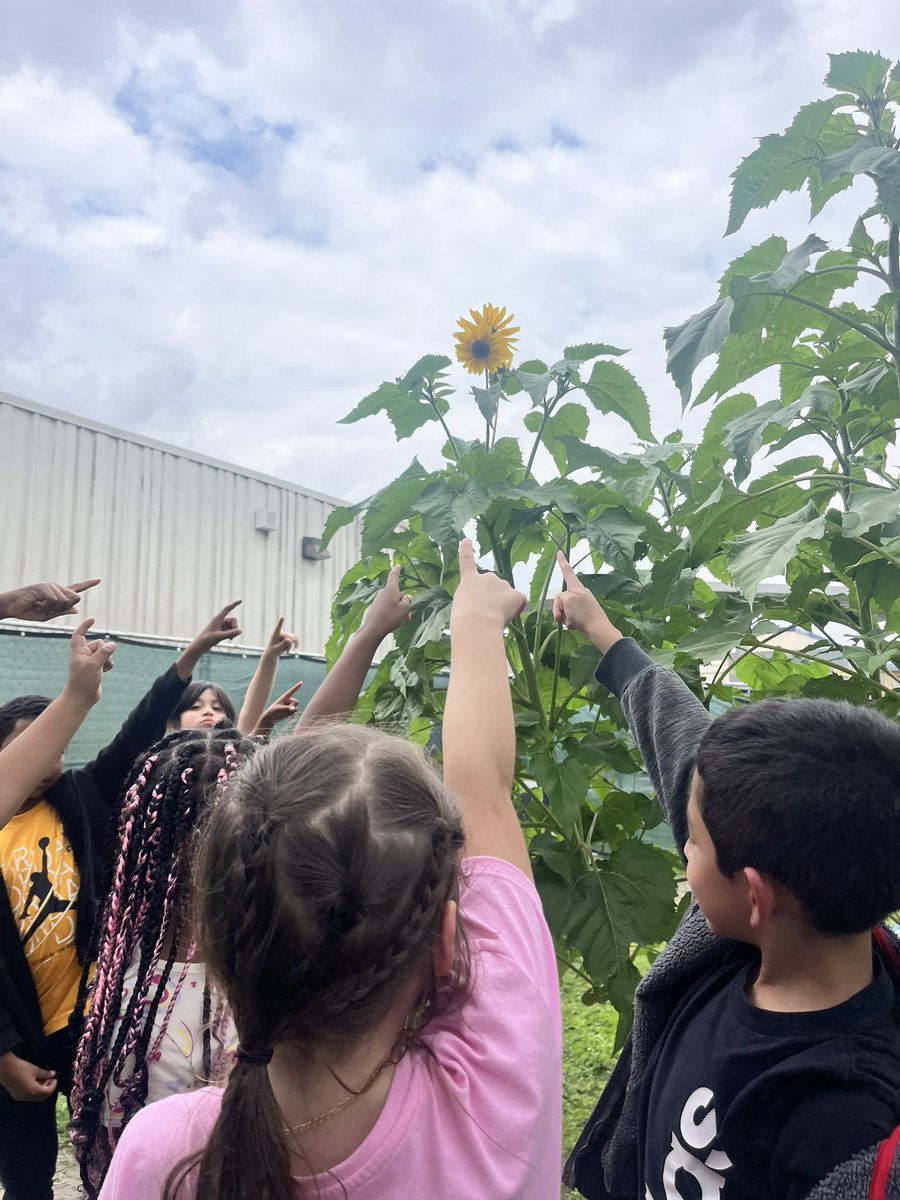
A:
[873,926,900,980]
[869,1126,900,1200]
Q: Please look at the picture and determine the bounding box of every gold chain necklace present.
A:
[282,1056,396,1137]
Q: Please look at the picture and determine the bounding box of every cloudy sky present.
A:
[0,0,896,503]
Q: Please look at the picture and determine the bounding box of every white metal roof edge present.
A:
[0,389,351,509]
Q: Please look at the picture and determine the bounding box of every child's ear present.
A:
[433,900,457,977]
[743,867,776,930]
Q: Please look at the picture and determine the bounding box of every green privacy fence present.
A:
[0,625,334,768]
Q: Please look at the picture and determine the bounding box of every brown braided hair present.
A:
[164,724,470,1200]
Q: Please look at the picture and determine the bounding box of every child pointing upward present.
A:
[555,551,900,1200]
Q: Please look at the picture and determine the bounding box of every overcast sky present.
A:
[0,0,896,503]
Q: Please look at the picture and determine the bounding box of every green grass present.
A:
[560,971,618,1194]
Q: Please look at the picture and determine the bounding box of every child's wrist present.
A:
[589,625,624,654]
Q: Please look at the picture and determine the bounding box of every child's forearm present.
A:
[236,649,280,733]
[297,627,383,727]
[444,616,515,799]
[444,613,529,876]
[0,689,93,828]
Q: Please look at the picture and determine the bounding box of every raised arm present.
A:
[0,578,101,622]
[297,565,412,727]
[83,602,242,802]
[554,550,710,856]
[236,617,298,733]
[444,540,529,877]
[0,619,116,828]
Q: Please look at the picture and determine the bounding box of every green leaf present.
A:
[664,299,734,408]
[581,360,652,439]
[676,603,753,662]
[412,477,490,546]
[722,397,806,485]
[562,343,628,361]
[400,354,452,388]
[748,233,828,289]
[319,500,365,553]
[472,378,503,424]
[728,504,828,603]
[341,380,445,440]
[841,486,900,538]
[557,437,628,476]
[515,369,552,406]
[818,144,900,223]
[528,402,590,474]
[725,99,837,236]
[531,752,591,831]
[360,459,432,556]
[583,507,646,574]
[825,50,891,100]
[553,841,679,983]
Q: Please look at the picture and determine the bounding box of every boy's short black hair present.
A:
[0,695,51,746]
[695,697,900,936]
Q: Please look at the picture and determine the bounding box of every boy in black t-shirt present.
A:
[555,554,900,1200]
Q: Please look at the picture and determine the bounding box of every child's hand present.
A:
[451,539,526,628]
[552,552,623,653]
[0,1052,57,1102]
[263,617,298,659]
[0,578,101,623]
[64,618,116,707]
[360,565,413,641]
[176,602,242,680]
[255,681,303,733]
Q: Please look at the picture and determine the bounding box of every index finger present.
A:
[387,564,402,587]
[67,579,101,595]
[458,538,477,578]
[279,681,304,701]
[72,617,96,645]
[556,551,580,588]
[272,616,285,638]
[215,600,242,620]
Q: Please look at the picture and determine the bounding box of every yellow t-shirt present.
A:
[0,801,81,1036]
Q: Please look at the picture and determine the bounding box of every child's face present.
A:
[178,687,228,731]
[0,719,65,802]
[684,773,748,939]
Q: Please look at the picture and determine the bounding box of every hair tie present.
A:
[236,1044,273,1067]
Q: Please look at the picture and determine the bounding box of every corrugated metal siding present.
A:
[0,392,361,653]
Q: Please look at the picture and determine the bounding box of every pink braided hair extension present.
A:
[72,757,158,1100]
[112,784,194,1081]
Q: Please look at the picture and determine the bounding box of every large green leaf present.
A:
[675,603,753,662]
[841,486,900,538]
[360,460,432,556]
[319,499,365,553]
[580,361,652,439]
[818,143,900,223]
[725,99,837,236]
[722,397,806,484]
[728,504,828,603]
[664,299,734,408]
[525,402,590,475]
[582,507,646,575]
[531,752,591,832]
[825,50,892,100]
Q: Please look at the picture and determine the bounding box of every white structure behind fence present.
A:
[0,391,361,654]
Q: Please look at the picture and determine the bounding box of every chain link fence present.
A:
[0,625,333,768]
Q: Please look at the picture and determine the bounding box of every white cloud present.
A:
[0,0,896,502]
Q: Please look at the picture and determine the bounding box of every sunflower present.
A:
[453,303,520,374]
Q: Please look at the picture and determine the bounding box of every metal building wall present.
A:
[0,391,361,653]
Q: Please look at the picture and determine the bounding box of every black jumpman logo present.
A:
[19,837,73,946]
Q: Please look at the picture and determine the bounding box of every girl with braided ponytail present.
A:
[73,571,414,1199]
[99,543,563,1200]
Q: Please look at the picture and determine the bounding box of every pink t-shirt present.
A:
[99,858,562,1200]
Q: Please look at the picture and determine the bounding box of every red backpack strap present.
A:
[869,1127,900,1200]
[873,926,900,980]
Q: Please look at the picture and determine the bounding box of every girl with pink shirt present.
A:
[99,542,563,1200]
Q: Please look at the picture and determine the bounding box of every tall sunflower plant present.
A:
[320,51,900,1036]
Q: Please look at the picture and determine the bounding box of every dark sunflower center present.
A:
[471,339,492,359]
